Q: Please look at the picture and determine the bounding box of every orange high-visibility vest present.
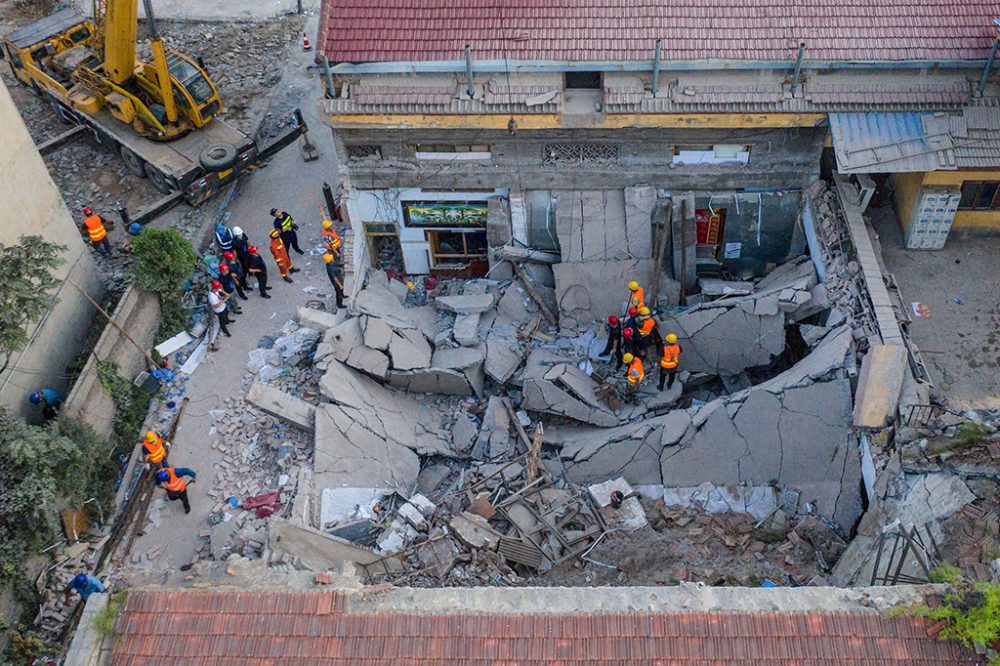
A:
[323,228,342,251]
[627,358,645,384]
[84,215,107,242]
[143,435,166,463]
[629,286,644,310]
[161,468,187,492]
[637,317,656,336]
[660,344,681,369]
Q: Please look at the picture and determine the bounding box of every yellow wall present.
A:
[922,170,1000,229]
[891,172,924,232]
[892,170,1000,230]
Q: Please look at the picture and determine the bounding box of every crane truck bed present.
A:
[2,8,308,220]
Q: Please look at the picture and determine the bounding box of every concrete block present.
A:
[246,382,315,432]
[852,345,907,428]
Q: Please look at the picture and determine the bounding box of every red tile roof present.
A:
[110,590,978,664]
[319,0,999,64]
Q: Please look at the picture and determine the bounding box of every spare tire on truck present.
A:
[198,143,238,171]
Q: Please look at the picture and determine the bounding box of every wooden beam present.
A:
[511,262,557,326]
[646,199,672,308]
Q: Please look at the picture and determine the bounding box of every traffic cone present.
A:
[302,32,312,51]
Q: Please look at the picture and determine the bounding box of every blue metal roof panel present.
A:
[829,112,955,173]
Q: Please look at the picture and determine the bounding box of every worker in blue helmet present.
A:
[29,387,66,421]
[64,572,106,605]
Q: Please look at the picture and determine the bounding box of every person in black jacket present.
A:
[246,245,272,298]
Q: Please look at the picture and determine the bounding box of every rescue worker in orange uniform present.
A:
[155,467,196,514]
[626,280,644,313]
[322,219,342,261]
[269,230,299,283]
[142,430,171,469]
[82,207,111,256]
[635,307,660,358]
[658,333,682,392]
[622,352,644,402]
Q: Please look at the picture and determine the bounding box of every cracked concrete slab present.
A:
[354,283,416,330]
[432,346,485,371]
[523,362,620,427]
[313,403,420,490]
[388,328,433,370]
[553,259,678,330]
[435,294,496,314]
[896,474,975,528]
[667,302,785,375]
[387,367,475,396]
[361,315,393,351]
[551,374,860,530]
[661,483,779,521]
[319,360,451,456]
[453,312,481,347]
[296,307,345,331]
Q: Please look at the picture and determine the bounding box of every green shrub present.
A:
[914,580,1000,662]
[929,563,963,585]
[130,228,197,342]
[93,591,128,637]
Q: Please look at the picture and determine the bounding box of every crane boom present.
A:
[103,0,137,84]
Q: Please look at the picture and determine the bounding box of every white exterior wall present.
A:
[344,187,505,275]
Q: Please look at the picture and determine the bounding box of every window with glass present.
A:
[427,230,487,262]
[959,181,1000,210]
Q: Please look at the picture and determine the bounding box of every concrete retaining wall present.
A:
[0,79,104,423]
[62,285,161,440]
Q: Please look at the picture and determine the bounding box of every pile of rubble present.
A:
[31,533,110,642]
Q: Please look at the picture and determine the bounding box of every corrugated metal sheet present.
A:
[829,113,957,173]
[320,0,999,64]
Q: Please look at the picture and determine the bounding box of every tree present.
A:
[130,228,197,340]
[130,228,197,295]
[0,236,66,373]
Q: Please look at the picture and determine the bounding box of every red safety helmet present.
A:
[607,315,619,326]
[627,307,638,317]
[622,328,634,339]
[211,280,222,290]
[82,207,93,215]
[219,263,229,274]
[248,245,258,254]
[223,251,235,261]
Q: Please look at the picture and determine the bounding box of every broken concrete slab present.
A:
[388,327,433,370]
[522,362,619,427]
[449,512,501,550]
[408,305,442,342]
[896,474,976,528]
[387,279,410,303]
[296,307,346,331]
[452,313,481,347]
[313,404,420,490]
[387,367,474,396]
[451,411,479,453]
[269,517,396,570]
[319,487,387,527]
[588,477,648,531]
[319,360,451,456]
[416,464,451,497]
[360,315,393,351]
[432,346,485,371]
[435,293,495,314]
[485,337,525,384]
[853,345,907,429]
[245,382,315,432]
[354,283,416,330]
[246,347,282,374]
[661,483,778,521]
[799,324,830,347]
[553,259,678,331]
[665,302,785,375]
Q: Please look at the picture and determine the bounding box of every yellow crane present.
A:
[2,0,308,216]
[4,0,223,141]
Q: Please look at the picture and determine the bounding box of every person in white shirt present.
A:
[207,280,232,350]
